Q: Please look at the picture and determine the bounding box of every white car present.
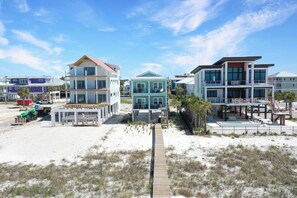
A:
[36,99,53,104]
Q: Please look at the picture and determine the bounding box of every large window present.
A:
[97,80,106,89]
[205,70,221,81]
[98,94,106,103]
[19,79,28,85]
[77,80,85,89]
[84,67,95,75]
[227,67,243,81]
[254,89,265,97]
[254,70,266,82]
[207,90,217,97]
[249,69,266,82]
[78,94,85,103]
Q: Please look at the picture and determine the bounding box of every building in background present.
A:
[131,71,167,122]
[122,80,130,96]
[268,71,297,94]
[170,74,193,94]
[191,56,274,121]
[175,77,195,95]
[0,76,64,101]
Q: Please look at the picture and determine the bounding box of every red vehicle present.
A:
[17,99,33,106]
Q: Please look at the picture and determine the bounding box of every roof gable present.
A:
[136,70,161,77]
[71,55,118,75]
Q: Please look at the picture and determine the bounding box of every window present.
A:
[153,97,163,104]
[77,94,85,103]
[207,90,217,97]
[98,94,106,103]
[205,70,221,81]
[19,79,28,85]
[254,70,266,82]
[228,67,243,81]
[254,89,265,97]
[84,67,95,75]
[97,80,106,89]
[77,80,85,89]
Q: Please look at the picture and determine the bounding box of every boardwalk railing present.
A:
[208,125,297,135]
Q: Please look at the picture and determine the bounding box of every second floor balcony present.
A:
[206,97,266,104]
[203,80,268,86]
[133,88,148,93]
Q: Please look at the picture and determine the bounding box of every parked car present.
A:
[36,99,53,104]
[252,105,272,113]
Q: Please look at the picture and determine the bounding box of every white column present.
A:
[76,91,78,104]
[73,111,76,125]
[131,80,134,110]
[85,91,88,104]
[98,109,102,126]
[272,85,275,103]
[51,109,55,126]
[251,62,254,102]
[224,62,228,103]
[148,81,151,110]
[58,111,61,124]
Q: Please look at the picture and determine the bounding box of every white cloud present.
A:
[126,2,155,18]
[0,21,8,45]
[13,0,29,12]
[34,7,47,17]
[12,30,63,55]
[162,3,297,71]
[53,34,66,43]
[97,27,117,32]
[152,0,227,34]
[0,47,45,72]
[142,63,164,73]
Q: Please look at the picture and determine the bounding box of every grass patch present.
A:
[120,98,132,104]
[0,150,151,197]
[167,145,297,197]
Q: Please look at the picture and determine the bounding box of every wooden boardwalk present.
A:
[153,124,171,198]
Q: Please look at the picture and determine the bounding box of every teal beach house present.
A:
[131,71,168,122]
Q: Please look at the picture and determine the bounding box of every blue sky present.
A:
[0,0,297,78]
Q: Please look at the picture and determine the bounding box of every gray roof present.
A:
[176,77,194,85]
[269,71,297,78]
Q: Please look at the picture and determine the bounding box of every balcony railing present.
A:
[204,80,268,86]
[150,88,164,93]
[133,89,148,93]
[133,104,148,109]
[206,98,266,104]
[150,104,163,109]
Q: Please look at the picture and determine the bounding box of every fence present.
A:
[208,125,297,136]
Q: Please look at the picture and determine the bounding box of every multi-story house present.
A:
[268,71,297,94]
[131,71,167,122]
[175,77,195,95]
[170,74,193,94]
[0,76,64,101]
[191,56,274,121]
[67,55,120,115]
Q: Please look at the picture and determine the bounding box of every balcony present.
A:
[204,80,269,87]
[150,88,165,93]
[206,98,266,104]
[133,104,148,109]
[150,104,163,109]
[133,88,148,93]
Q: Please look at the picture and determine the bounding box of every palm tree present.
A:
[274,90,283,101]
[17,87,30,106]
[284,91,296,118]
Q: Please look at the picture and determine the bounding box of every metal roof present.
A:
[269,71,297,78]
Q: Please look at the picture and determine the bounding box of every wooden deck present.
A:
[153,124,171,198]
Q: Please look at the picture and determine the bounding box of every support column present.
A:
[251,62,254,102]
[224,62,228,103]
[58,111,61,124]
[74,111,77,125]
[204,87,207,102]
[98,109,102,126]
[245,106,248,119]
[265,104,267,119]
[224,105,227,121]
[251,106,254,120]
[51,109,55,126]
[258,104,260,116]
[239,106,242,116]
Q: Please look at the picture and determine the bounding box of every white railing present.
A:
[207,98,267,104]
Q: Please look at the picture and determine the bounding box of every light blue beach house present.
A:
[131,71,168,122]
